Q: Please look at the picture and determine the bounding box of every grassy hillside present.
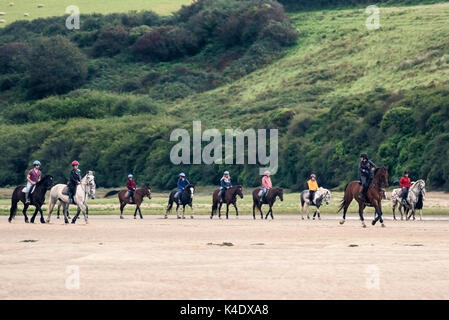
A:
[0,0,191,26]
[1,0,449,190]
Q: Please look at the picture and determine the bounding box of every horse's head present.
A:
[318,187,331,205]
[277,188,284,202]
[414,179,426,198]
[85,171,96,199]
[236,185,243,199]
[144,184,152,199]
[40,175,54,190]
[186,184,195,199]
[374,166,389,188]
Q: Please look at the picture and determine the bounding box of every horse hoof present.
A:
[362,223,367,228]
[120,216,124,219]
[339,220,345,225]
[177,216,181,219]
[371,220,376,226]
[164,216,168,219]
[71,221,75,224]
[182,217,186,219]
[210,216,213,219]
[41,220,45,224]
[381,223,386,228]
[190,216,194,219]
[57,216,60,219]
[8,218,12,223]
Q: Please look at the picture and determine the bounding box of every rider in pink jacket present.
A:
[261,171,272,202]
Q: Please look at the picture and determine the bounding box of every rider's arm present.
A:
[27,173,33,184]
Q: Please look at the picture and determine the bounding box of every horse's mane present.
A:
[36,175,53,186]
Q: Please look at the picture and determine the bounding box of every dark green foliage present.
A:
[92,25,130,57]
[27,36,88,98]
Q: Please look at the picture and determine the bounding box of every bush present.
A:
[92,26,129,57]
[27,36,88,98]
[133,26,200,61]
[259,21,299,47]
[0,42,29,74]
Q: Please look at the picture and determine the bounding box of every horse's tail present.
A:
[337,183,350,213]
[104,190,119,198]
[9,194,18,219]
[300,193,305,208]
[166,192,174,213]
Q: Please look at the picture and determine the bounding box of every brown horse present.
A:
[252,187,283,220]
[104,185,151,219]
[211,185,243,219]
[338,166,389,227]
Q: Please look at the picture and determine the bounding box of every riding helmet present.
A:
[72,160,79,166]
[179,172,186,177]
[310,173,316,178]
[128,174,133,178]
[33,160,41,166]
[404,171,409,175]
[264,170,270,176]
[224,171,230,175]
[360,153,368,159]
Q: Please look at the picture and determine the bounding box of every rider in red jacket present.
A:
[399,171,411,204]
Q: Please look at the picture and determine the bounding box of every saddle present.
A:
[21,185,36,194]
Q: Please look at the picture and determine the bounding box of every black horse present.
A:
[165,184,195,219]
[211,185,244,219]
[252,187,284,220]
[9,175,54,224]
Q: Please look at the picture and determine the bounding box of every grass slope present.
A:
[169,3,449,126]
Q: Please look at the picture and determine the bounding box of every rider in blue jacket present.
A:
[219,171,232,203]
[177,173,190,204]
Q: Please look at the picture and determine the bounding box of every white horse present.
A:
[299,187,331,220]
[392,179,426,220]
[46,171,95,224]
[56,180,95,219]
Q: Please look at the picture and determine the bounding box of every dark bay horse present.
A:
[211,185,243,219]
[252,187,283,220]
[9,175,54,224]
[104,185,151,219]
[338,166,389,228]
[165,184,195,219]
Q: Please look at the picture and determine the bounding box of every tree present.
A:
[27,36,88,98]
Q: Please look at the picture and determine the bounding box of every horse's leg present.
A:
[392,201,397,220]
[39,206,45,224]
[372,204,385,227]
[407,205,415,221]
[82,204,88,224]
[23,203,29,223]
[134,206,138,219]
[182,205,186,219]
[252,203,256,220]
[139,205,143,219]
[399,205,404,220]
[313,209,317,220]
[306,203,310,220]
[226,203,229,220]
[57,202,60,219]
[358,202,366,228]
[265,206,271,220]
[120,202,126,219]
[419,208,423,221]
[46,199,56,223]
[218,202,223,219]
[233,203,239,219]
[189,203,194,219]
[300,202,304,220]
[176,202,180,219]
[65,205,73,224]
[30,206,39,223]
[317,207,321,220]
[259,204,264,219]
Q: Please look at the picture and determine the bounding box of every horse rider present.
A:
[68,160,82,204]
[261,170,272,203]
[358,153,377,202]
[177,173,190,204]
[25,160,42,204]
[126,174,137,203]
[399,171,411,205]
[219,171,232,203]
[307,173,318,205]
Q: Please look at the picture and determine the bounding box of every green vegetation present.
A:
[1,0,449,191]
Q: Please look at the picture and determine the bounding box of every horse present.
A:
[56,180,96,219]
[165,184,195,219]
[46,171,95,224]
[8,175,54,224]
[391,179,426,220]
[104,185,151,219]
[211,185,244,219]
[252,187,284,220]
[299,187,331,220]
[338,166,389,228]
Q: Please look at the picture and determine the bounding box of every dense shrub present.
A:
[92,26,130,57]
[27,36,88,98]
[133,26,200,61]
[0,42,29,74]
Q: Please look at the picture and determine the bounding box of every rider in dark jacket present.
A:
[219,171,232,203]
[68,160,82,204]
[177,173,190,204]
[358,153,377,201]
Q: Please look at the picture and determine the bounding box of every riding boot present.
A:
[25,193,30,204]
